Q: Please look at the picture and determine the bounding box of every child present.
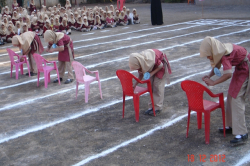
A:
[126,9,133,25]
[37,13,44,29]
[122,6,126,13]
[14,21,22,35]
[200,36,250,145]
[12,0,19,11]
[53,16,60,32]
[129,49,171,116]
[68,13,76,29]
[88,12,95,28]
[29,0,37,14]
[26,16,32,31]
[50,18,54,30]
[3,17,8,27]
[106,12,115,28]
[31,17,42,35]
[114,10,120,25]
[0,22,7,42]
[44,30,74,84]
[75,16,83,31]
[81,16,91,32]
[133,9,140,24]
[119,11,128,26]
[93,15,104,30]
[22,23,29,33]
[12,11,19,25]
[65,0,71,9]
[59,17,71,35]
[3,6,11,16]
[43,19,52,35]
[100,11,106,25]
[6,24,16,42]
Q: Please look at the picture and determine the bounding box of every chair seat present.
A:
[203,100,220,111]
[83,75,96,82]
[134,86,147,94]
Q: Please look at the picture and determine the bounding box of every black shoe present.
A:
[230,134,248,144]
[148,109,161,116]
[144,108,153,115]
[219,127,232,134]
[64,79,73,84]
[26,72,37,76]
[53,78,63,83]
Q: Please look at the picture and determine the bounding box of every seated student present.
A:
[119,11,128,26]
[26,17,32,31]
[3,17,9,27]
[53,16,60,32]
[8,21,15,30]
[93,15,104,30]
[81,16,91,32]
[68,13,76,29]
[74,11,78,20]
[59,17,71,35]
[12,0,19,11]
[0,22,7,42]
[3,6,11,16]
[88,12,95,29]
[122,6,126,13]
[133,8,140,24]
[43,19,52,35]
[114,10,120,25]
[109,4,115,13]
[31,17,42,36]
[106,11,115,28]
[37,13,44,30]
[75,16,83,31]
[126,9,133,25]
[12,11,19,25]
[14,21,22,35]
[100,11,106,26]
[6,24,16,43]
[65,0,71,9]
[18,16,24,27]
[129,49,171,116]
[29,0,37,14]
[59,7,66,22]
[50,18,54,30]
[22,23,29,33]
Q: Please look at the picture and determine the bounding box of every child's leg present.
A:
[58,61,66,78]
[67,29,71,34]
[230,79,248,135]
[28,53,37,73]
[65,61,74,79]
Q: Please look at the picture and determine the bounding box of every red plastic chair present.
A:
[7,48,30,79]
[181,80,225,144]
[33,53,61,88]
[71,61,102,103]
[116,70,156,122]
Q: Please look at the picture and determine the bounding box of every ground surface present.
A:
[0,3,250,166]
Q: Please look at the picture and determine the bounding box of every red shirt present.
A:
[221,44,250,98]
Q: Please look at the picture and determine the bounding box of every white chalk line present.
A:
[234,150,250,166]
[0,69,209,145]
[81,32,95,35]
[72,113,194,166]
[100,30,110,32]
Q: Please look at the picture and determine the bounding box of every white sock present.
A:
[236,135,242,138]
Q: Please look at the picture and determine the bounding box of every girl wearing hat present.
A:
[44,30,74,84]
[12,31,44,76]
[129,49,171,116]
[200,36,250,144]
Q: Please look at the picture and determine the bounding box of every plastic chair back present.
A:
[116,70,135,96]
[72,61,86,82]
[33,53,45,72]
[7,49,16,65]
[181,80,205,111]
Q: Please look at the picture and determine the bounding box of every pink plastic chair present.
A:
[33,53,61,88]
[181,80,226,144]
[7,48,30,79]
[116,70,156,122]
[71,61,102,103]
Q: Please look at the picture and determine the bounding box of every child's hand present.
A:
[204,78,214,86]
[202,75,209,81]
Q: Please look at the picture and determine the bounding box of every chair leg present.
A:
[204,113,210,144]
[197,112,202,129]
[186,108,191,138]
[10,65,13,78]
[76,82,79,99]
[37,72,40,87]
[20,64,23,75]
[85,82,90,103]
[48,72,51,83]
[221,107,226,137]
[44,71,48,88]
[15,65,19,80]
[122,93,125,118]
[133,95,140,122]
[98,79,102,99]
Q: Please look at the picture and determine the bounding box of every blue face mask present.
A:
[214,67,222,77]
[143,72,150,80]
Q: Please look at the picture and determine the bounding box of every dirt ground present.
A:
[0,3,250,166]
